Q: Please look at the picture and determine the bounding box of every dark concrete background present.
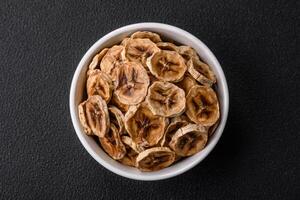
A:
[0,0,299,199]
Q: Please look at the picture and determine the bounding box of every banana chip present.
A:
[131,31,162,43]
[125,103,168,149]
[100,123,126,160]
[124,38,160,67]
[156,42,179,51]
[109,93,129,113]
[86,69,113,102]
[177,46,199,62]
[160,116,189,147]
[118,146,138,167]
[169,124,208,156]
[146,81,186,117]
[114,62,150,105]
[78,95,110,137]
[187,58,216,87]
[87,48,109,76]
[176,73,198,94]
[147,50,187,82]
[108,106,125,135]
[121,136,143,153]
[186,85,220,126]
[100,45,125,78]
[136,147,175,171]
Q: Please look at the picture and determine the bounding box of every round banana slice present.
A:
[186,85,220,126]
[156,42,179,51]
[125,103,168,149]
[86,69,113,102]
[187,58,216,86]
[177,46,198,62]
[146,81,186,117]
[78,95,110,137]
[121,136,143,153]
[114,62,150,105]
[131,31,162,43]
[169,124,208,156]
[100,45,125,77]
[124,38,160,67]
[136,147,175,171]
[99,123,126,160]
[147,50,187,82]
[87,48,109,76]
[109,106,125,135]
[118,146,138,167]
[109,93,129,113]
[160,116,189,147]
[176,73,198,94]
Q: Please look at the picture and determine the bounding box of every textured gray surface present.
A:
[0,0,299,199]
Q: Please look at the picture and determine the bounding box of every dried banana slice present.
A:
[87,48,109,76]
[78,95,110,137]
[176,73,198,94]
[109,93,129,113]
[124,38,160,67]
[109,106,125,135]
[114,62,150,105]
[187,58,216,86]
[147,50,187,82]
[186,85,220,126]
[125,103,168,149]
[118,147,138,167]
[121,136,142,153]
[177,46,198,62]
[146,81,186,117]
[86,69,113,102]
[131,31,162,43]
[99,123,126,160]
[156,42,179,51]
[100,45,125,77]
[136,147,175,171]
[169,124,208,156]
[160,116,189,147]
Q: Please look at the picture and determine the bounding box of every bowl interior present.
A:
[70,23,229,180]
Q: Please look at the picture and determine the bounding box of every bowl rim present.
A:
[69,22,229,181]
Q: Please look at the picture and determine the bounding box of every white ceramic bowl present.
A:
[70,23,229,181]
